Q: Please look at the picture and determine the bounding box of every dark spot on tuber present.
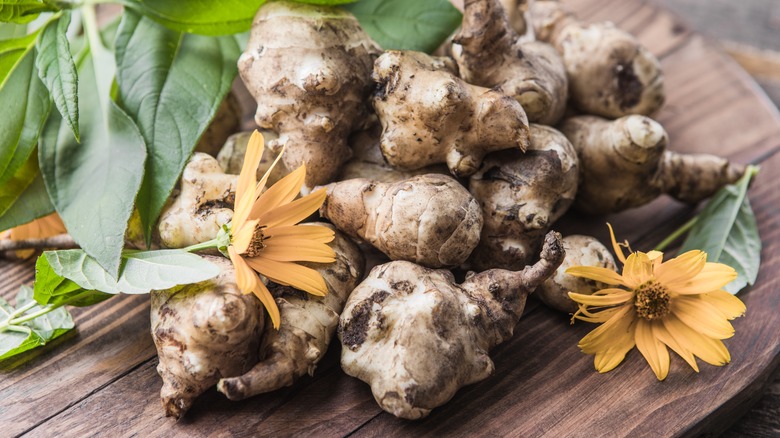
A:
[615,62,643,110]
[340,290,389,350]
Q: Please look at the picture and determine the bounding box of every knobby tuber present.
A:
[531,0,664,118]
[320,174,483,268]
[453,0,568,125]
[239,1,380,188]
[151,256,264,419]
[468,124,578,270]
[498,0,533,38]
[194,92,243,157]
[218,223,365,399]
[158,153,237,249]
[217,131,291,186]
[536,234,616,313]
[339,231,565,419]
[561,115,745,214]
[339,124,450,183]
[372,50,531,177]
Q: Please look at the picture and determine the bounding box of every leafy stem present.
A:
[182,238,220,253]
[0,290,94,332]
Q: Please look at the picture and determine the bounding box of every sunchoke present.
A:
[151,256,264,419]
[158,153,237,248]
[218,223,365,399]
[194,92,242,157]
[561,115,745,214]
[320,174,483,268]
[339,124,449,183]
[531,0,664,118]
[239,1,380,188]
[453,0,568,125]
[468,124,578,270]
[372,50,531,177]
[339,231,564,419]
[536,234,616,313]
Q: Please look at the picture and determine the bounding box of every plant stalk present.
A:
[654,217,698,252]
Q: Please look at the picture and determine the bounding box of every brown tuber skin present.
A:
[339,123,450,183]
[561,115,746,214]
[339,231,565,419]
[536,234,616,313]
[158,153,237,249]
[193,92,242,157]
[531,0,664,118]
[372,50,531,177]
[468,124,578,270]
[320,174,484,268]
[218,223,365,400]
[453,0,568,125]
[151,256,264,419]
[239,1,380,188]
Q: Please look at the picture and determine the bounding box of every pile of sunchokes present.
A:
[145,0,749,422]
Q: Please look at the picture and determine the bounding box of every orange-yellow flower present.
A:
[1,213,67,258]
[226,131,335,329]
[567,224,746,380]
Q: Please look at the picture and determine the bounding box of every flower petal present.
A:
[654,321,699,372]
[621,252,653,288]
[673,296,736,339]
[251,164,306,219]
[568,289,633,307]
[258,188,328,229]
[662,314,731,366]
[607,223,627,264]
[263,237,336,263]
[566,266,627,286]
[245,256,329,297]
[699,290,746,320]
[254,280,281,329]
[264,224,335,243]
[234,131,265,229]
[635,319,670,380]
[229,247,258,292]
[667,262,737,295]
[578,305,634,354]
[655,250,706,285]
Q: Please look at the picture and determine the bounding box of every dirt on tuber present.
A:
[372,50,531,178]
[561,115,745,214]
[151,256,265,419]
[468,124,578,270]
[320,174,484,268]
[218,223,365,400]
[339,231,565,419]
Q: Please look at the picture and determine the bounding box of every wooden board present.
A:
[3,0,780,436]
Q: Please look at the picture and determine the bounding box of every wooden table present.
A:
[2,0,780,436]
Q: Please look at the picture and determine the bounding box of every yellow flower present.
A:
[566,224,746,380]
[1,213,67,258]
[226,130,336,329]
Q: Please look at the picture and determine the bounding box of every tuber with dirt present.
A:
[339,231,565,419]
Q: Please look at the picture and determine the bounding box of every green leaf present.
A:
[679,166,761,294]
[0,285,74,361]
[0,0,57,24]
[0,22,28,39]
[345,0,462,53]
[0,36,50,190]
[39,48,147,277]
[119,0,266,35]
[115,11,239,246]
[0,170,54,231]
[33,254,113,306]
[36,11,79,141]
[43,249,222,295]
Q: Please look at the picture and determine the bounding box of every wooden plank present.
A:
[0,296,156,437]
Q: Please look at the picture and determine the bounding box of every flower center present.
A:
[634,280,671,320]
[242,225,266,258]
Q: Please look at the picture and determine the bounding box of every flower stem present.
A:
[654,217,698,252]
[182,239,220,253]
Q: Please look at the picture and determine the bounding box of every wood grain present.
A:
[4,0,780,436]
